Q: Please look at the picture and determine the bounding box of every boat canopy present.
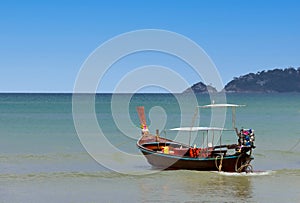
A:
[199,104,245,108]
[169,127,229,132]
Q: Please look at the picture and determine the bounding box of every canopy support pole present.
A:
[232,107,236,129]
[189,107,199,146]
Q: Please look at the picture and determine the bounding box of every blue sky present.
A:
[0,0,299,92]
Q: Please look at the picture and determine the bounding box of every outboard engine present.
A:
[238,129,255,149]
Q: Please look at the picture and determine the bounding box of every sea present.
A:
[0,93,300,203]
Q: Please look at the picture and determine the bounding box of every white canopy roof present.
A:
[199,104,245,108]
[169,127,228,131]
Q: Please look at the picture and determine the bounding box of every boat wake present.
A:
[213,170,274,176]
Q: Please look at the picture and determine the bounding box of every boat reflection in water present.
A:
[138,171,253,202]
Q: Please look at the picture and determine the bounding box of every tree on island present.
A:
[224,67,300,92]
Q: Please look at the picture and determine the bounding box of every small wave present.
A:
[268,149,300,155]
[0,171,127,180]
[213,170,274,176]
[0,152,89,162]
[274,168,300,175]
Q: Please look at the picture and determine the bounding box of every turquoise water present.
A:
[1,93,300,202]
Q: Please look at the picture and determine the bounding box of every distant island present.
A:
[185,67,300,93]
[183,82,217,93]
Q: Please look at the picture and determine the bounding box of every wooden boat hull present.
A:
[137,135,253,172]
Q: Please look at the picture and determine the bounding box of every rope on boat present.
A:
[235,154,253,173]
[215,155,223,172]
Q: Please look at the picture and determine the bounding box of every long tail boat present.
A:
[136,104,256,173]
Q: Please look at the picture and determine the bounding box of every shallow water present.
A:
[0,93,300,202]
